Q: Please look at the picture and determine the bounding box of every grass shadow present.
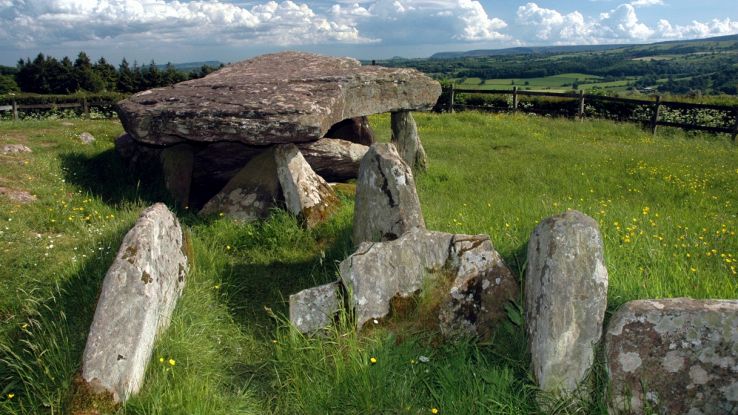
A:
[58,149,170,208]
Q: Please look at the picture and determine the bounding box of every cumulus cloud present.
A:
[629,0,664,7]
[516,2,738,44]
[332,0,509,43]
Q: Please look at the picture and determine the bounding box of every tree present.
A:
[93,57,118,91]
[0,75,18,94]
[74,52,104,92]
[117,58,136,93]
[143,60,161,88]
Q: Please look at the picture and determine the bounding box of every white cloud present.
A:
[332,0,508,43]
[629,0,664,7]
[0,0,372,50]
[516,2,737,45]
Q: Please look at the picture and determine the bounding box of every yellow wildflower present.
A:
[370,357,377,364]
[168,359,176,366]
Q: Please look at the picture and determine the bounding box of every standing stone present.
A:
[352,143,424,245]
[525,210,608,394]
[606,298,738,415]
[160,144,194,208]
[114,133,162,172]
[1,144,32,154]
[297,138,368,182]
[391,111,427,171]
[189,142,263,209]
[200,148,282,221]
[78,203,189,404]
[324,116,375,146]
[79,132,96,144]
[289,281,341,334]
[275,144,339,228]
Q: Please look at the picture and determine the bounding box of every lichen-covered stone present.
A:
[324,116,375,146]
[1,144,32,154]
[117,52,441,146]
[80,203,188,403]
[275,144,339,228]
[525,210,609,394]
[606,298,738,415]
[352,143,424,244]
[439,236,519,339]
[160,144,194,208]
[391,111,427,171]
[199,148,282,221]
[297,138,368,182]
[289,282,341,333]
[340,228,518,333]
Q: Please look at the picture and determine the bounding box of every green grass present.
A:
[453,74,636,93]
[0,113,736,414]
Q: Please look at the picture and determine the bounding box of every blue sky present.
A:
[1,0,737,65]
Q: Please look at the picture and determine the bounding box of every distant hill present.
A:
[430,34,738,59]
[154,61,223,71]
[431,44,627,59]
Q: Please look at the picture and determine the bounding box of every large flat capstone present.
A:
[117,52,441,146]
[606,298,738,415]
[79,203,188,403]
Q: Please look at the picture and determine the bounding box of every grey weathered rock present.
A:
[297,138,368,182]
[275,144,339,228]
[79,132,95,144]
[324,116,375,146]
[80,203,188,403]
[606,298,738,415]
[525,210,608,394]
[1,144,31,154]
[340,228,518,332]
[391,111,427,171]
[117,52,441,146]
[200,148,282,221]
[160,144,194,208]
[0,187,36,204]
[352,143,424,244]
[289,281,341,334]
[439,236,519,339]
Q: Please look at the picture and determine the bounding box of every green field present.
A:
[454,74,635,93]
[0,113,736,414]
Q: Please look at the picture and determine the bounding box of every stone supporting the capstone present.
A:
[160,144,195,209]
[391,111,427,171]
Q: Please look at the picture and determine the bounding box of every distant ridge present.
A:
[431,45,629,59]
[430,34,738,59]
[154,60,223,71]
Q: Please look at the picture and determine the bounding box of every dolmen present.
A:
[115,51,440,227]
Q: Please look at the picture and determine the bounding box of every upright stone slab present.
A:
[199,148,282,221]
[275,144,339,228]
[79,203,189,404]
[525,210,608,394]
[289,282,341,334]
[352,143,425,244]
[160,144,195,208]
[340,228,518,333]
[606,299,738,415]
[391,111,427,171]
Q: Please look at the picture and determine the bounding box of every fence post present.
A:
[650,95,662,135]
[82,97,89,118]
[449,84,455,113]
[11,99,17,121]
[732,107,738,144]
[512,86,518,112]
[578,90,585,120]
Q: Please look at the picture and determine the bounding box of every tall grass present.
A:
[0,113,735,414]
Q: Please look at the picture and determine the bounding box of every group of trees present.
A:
[0,52,221,95]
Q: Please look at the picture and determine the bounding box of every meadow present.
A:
[0,112,736,414]
[453,74,635,93]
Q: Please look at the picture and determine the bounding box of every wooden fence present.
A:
[449,86,738,143]
[0,97,111,120]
